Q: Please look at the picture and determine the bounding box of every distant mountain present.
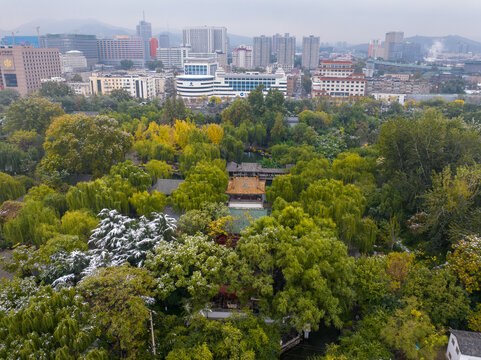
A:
[229,34,253,48]
[12,19,134,38]
[406,35,481,54]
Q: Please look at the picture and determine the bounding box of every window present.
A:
[4,74,18,87]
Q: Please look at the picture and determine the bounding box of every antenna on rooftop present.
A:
[143,10,146,22]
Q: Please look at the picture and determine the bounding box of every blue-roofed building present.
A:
[1,36,39,47]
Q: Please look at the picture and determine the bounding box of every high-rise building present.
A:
[277,34,296,70]
[368,39,382,58]
[158,34,169,48]
[385,31,404,61]
[40,34,98,67]
[156,47,190,69]
[253,35,272,68]
[232,45,253,69]
[0,45,62,95]
[272,33,282,55]
[150,38,159,59]
[136,19,153,63]
[301,35,320,70]
[182,26,228,53]
[97,36,145,67]
[136,20,152,40]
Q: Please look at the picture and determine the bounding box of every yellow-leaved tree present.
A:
[205,124,224,145]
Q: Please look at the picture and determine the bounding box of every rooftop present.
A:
[150,179,184,195]
[226,162,287,174]
[451,330,481,357]
[226,177,265,195]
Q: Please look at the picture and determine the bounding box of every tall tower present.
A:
[253,35,272,68]
[385,31,404,61]
[302,35,320,70]
[136,15,152,64]
[277,33,296,70]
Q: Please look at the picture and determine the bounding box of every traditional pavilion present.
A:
[226,176,266,208]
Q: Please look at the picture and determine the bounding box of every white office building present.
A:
[61,50,88,72]
[182,26,228,54]
[232,45,253,69]
[157,47,190,69]
[176,58,287,99]
[89,73,156,99]
[311,60,366,98]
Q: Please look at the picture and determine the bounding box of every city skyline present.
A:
[1,0,481,43]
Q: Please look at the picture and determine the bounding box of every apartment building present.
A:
[311,60,366,98]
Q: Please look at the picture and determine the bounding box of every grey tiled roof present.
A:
[226,162,287,174]
[150,179,184,195]
[452,330,481,357]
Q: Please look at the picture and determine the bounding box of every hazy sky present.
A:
[2,0,481,43]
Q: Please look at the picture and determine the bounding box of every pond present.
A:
[281,326,339,360]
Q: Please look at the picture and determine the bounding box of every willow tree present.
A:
[0,281,106,359]
[0,171,25,203]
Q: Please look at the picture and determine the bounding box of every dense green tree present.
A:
[109,88,133,103]
[298,110,332,131]
[447,235,481,294]
[147,233,238,308]
[377,109,481,212]
[235,223,354,332]
[78,265,154,358]
[0,88,20,109]
[222,98,253,126]
[247,84,265,116]
[0,142,27,174]
[300,179,367,248]
[322,310,393,360]
[144,159,172,180]
[109,160,152,191]
[440,78,466,94]
[3,200,60,246]
[270,112,287,143]
[415,165,481,252]
[170,161,229,212]
[179,142,221,175]
[129,190,167,217]
[147,60,164,71]
[160,313,281,360]
[0,281,106,359]
[176,202,229,235]
[382,299,447,360]
[39,81,75,98]
[0,171,25,203]
[3,96,64,135]
[41,114,132,177]
[60,210,98,240]
[120,59,134,70]
[353,256,392,311]
[401,266,470,328]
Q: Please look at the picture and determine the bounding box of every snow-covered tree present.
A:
[43,209,176,288]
